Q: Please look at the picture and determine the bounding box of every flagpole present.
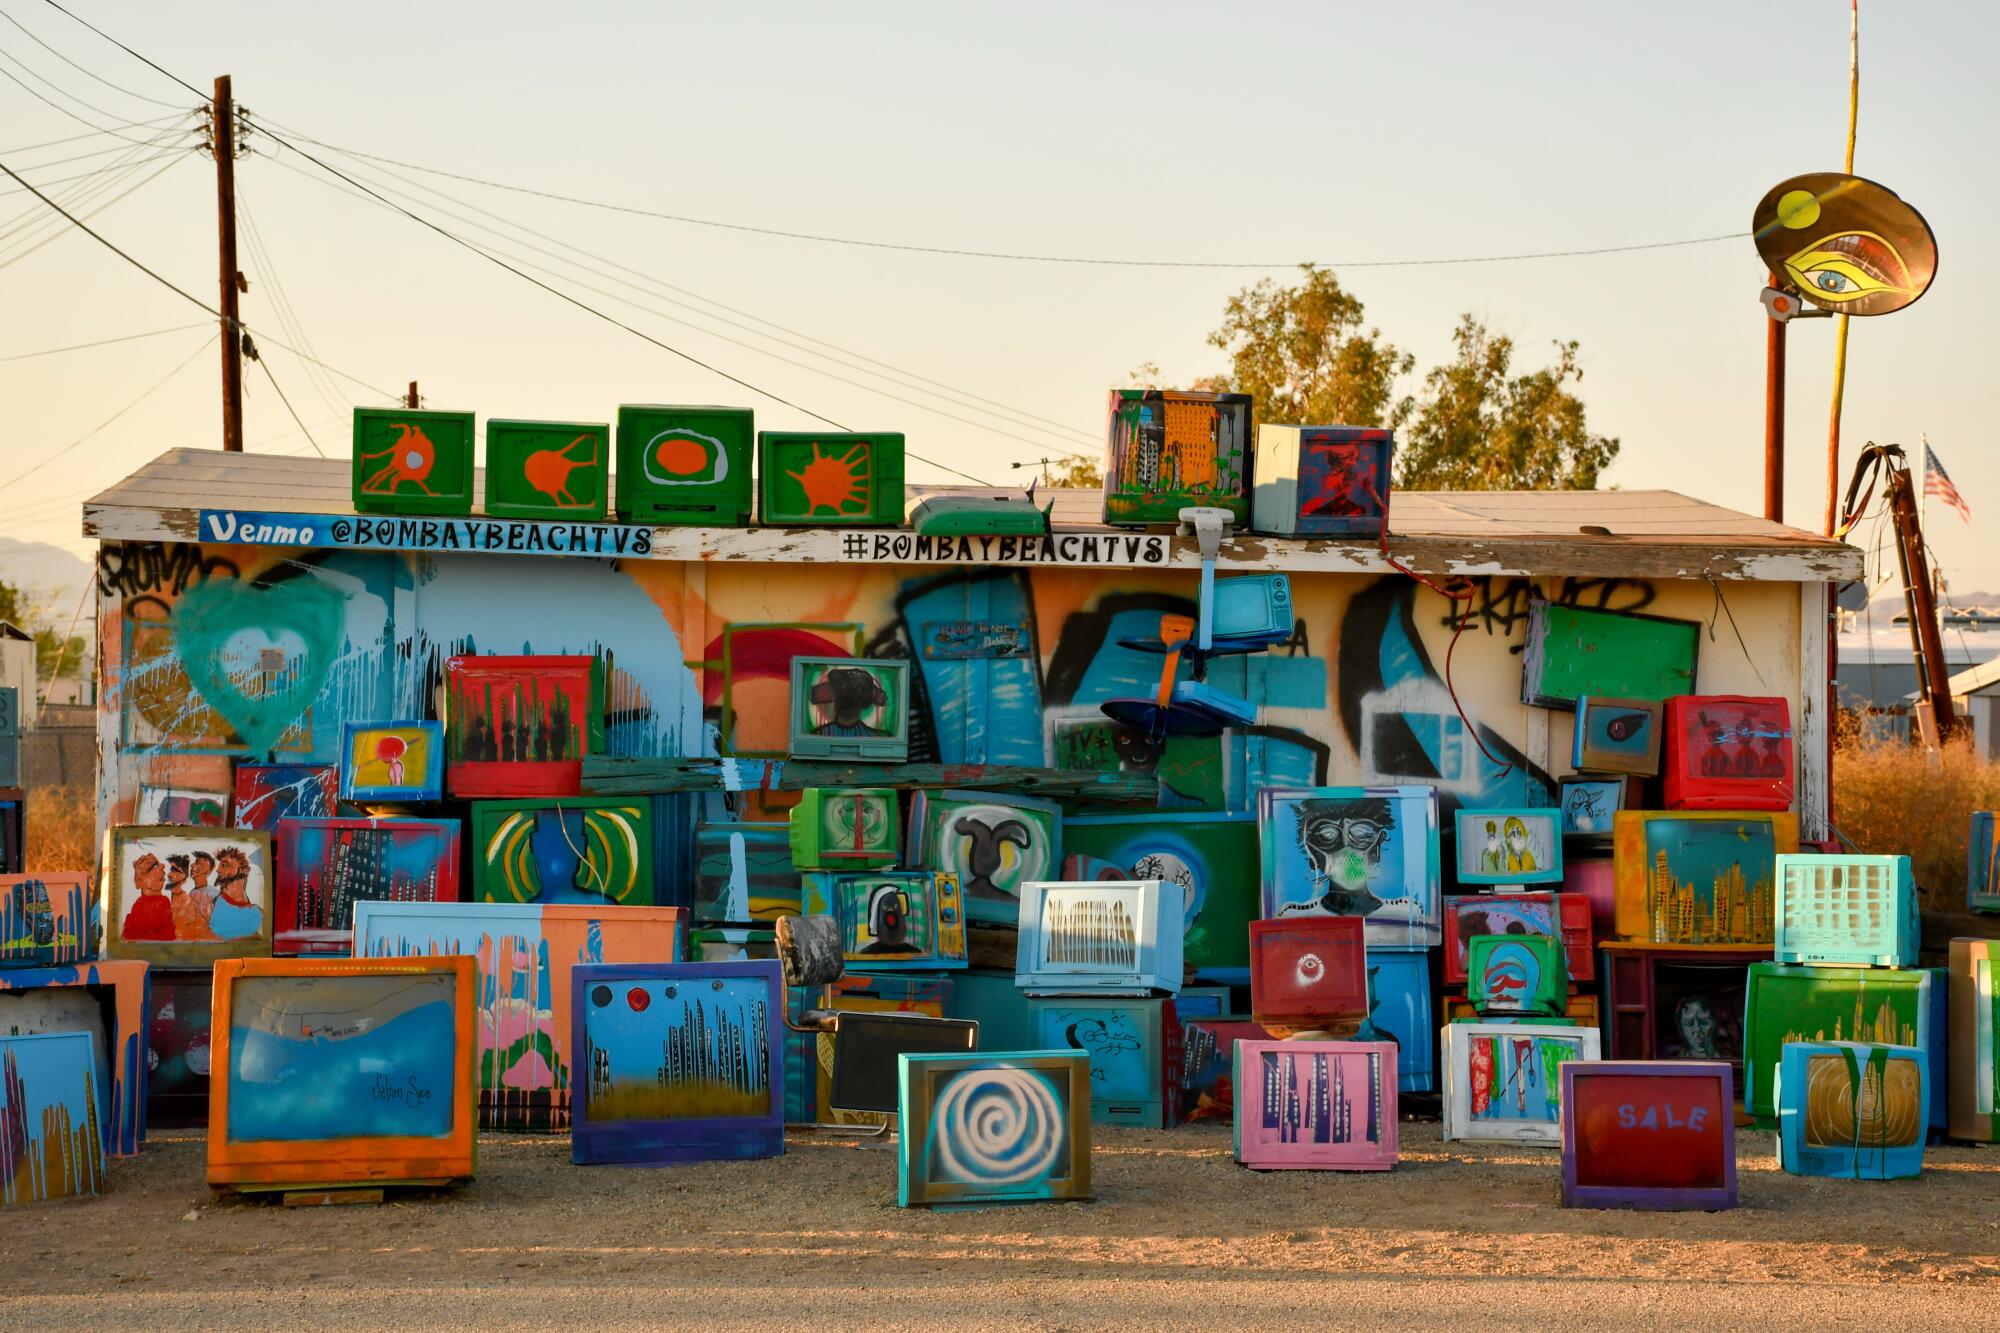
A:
[1919,433,1930,537]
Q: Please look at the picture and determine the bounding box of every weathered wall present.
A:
[92,540,1806,829]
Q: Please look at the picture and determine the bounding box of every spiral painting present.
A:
[898,1051,1091,1206]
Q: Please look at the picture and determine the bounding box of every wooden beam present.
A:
[581,755,1159,802]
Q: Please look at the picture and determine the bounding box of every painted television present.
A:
[789,787,899,869]
[1014,879,1183,997]
[144,966,212,1129]
[1,873,97,965]
[897,1050,1091,1207]
[613,404,754,526]
[482,418,610,521]
[1662,695,1794,811]
[1775,1040,1927,1180]
[1773,853,1917,967]
[1028,996,1181,1128]
[571,960,785,1165]
[1181,1018,1275,1122]
[1442,892,1593,984]
[1740,961,1932,1122]
[1611,810,1798,947]
[1560,1061,1736,1211]
[136,784,229,826]
[0,1031,104,1204]
[788,656,911,762]
[1065,810,1256,978]
[1364,945,1434,1093]
[445,654,594,799]
[1559,778,1632,837]
[1947,938,2000,1142]
[795,973,954,1126]
[1233,1038,1397,1170]
[827,1012,977,1116]
[1102,388,1252,527]
[470,798,654,907]
[351,406,475,516]
[352,900,685,1131]
[758,431,906,527]
[1248,917,1367,1031]
[799,870,968,972]
[1466,933,1569,1017]
[340,721,445,803]
[1251,424,1392,538]
[908,789,1060,927]
[1257,785,1441,947]
[0,959,148,1155]
[1970,812,2000,912]
[1442,1021,1601,1146]
[232,764,338,832]
[102,826,273,966]
[207,956,477,1191]
[1520,602,1700,710]
[274,817,461,955]
[694,821,801,924]
[1570,696,1663,776]
[1453,808,1563,887]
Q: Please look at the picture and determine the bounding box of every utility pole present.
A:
[213,75,244,453]
[406,381,420,409]
[1763,272,1785,524]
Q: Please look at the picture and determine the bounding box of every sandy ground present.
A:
[3,1121,1998,1331]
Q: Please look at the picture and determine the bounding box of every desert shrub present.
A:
[1832,735,2000,913]
[26,784,97,874]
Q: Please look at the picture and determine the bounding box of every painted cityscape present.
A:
[0,1033,105,1204]
[280,821,456,953]
[1258,1046,1383,1146]
[581,976,771,1122]
[1641,819,1779,945]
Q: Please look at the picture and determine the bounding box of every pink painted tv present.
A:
[1232,1038,1397,1171]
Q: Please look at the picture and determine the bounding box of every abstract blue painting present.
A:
[1258,786,1440,945]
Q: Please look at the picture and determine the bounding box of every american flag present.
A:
[1925,442,1972,524]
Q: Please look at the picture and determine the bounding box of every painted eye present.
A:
[1814,270,1857,294]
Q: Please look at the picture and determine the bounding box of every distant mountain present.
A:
[0,538,94,624]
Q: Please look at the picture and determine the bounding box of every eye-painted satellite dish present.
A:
[1753,173,1937,317]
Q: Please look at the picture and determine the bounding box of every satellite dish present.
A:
[1753,173,1937,317]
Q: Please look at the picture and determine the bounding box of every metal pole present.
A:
[1822,0,1860,535]
[214,75,243,453]
[406,381,420,410]
[1764,272,1786,523]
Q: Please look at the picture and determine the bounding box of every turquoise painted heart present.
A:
[170,576,345,756]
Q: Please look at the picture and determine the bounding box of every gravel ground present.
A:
[3,1122,1997,1331]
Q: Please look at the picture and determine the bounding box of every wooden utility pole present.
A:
[214,75,244,453]
[406,381,420,409]
[1763,273,1785,524]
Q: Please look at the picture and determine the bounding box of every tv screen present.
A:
[898,1051,1091,1206]
[829,1012,976,1114]
[1571,1070,1729,1191]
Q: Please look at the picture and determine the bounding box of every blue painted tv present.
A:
[1775,1040,1927,1180]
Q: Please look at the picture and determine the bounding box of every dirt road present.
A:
[4,1123,1997,1330]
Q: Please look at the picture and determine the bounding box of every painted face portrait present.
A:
[1753,172,1937,318]
[1675,997,1720,1059]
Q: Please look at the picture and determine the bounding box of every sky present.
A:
[1,1,1996,604]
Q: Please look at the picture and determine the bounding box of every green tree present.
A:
[36,628,86,680]
[1396,315,1619,491]
[0,580,24,630]
[1203,264,1413,428]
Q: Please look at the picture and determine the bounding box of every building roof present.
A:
[1946,657,2000,698]
[82,447,1863,582]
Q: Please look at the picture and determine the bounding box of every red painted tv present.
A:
[1248,917,1367,1032]
[1442,892,1595,984]
[1662,695,1793,812]
[445,654,594,799]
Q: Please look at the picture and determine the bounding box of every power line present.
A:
[0,47,179,145]
[0,5,190,109]
[0,113,183,155]
[35,0,206,101]
[0,150,189,270]
[237,177,352,418]
[244,334,327,457]
[0,331,215,490]
[0,321,208,363]
[256,119,1748,272]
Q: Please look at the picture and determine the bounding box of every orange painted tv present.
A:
[205,956,478,1192]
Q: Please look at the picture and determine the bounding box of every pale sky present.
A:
[2,2,1994,588]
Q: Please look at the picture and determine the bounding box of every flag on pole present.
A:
[1924,442,1972,524]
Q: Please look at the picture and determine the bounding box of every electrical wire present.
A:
[236,177,353,418]
[0,331,215,490]
[0,47,180,145]
[261,127,1099,454]
[0,321,209,362]
[0,113,182,155]
[0,149,188,269]
[0,4,190,109]
[4,131,187,173]
[36,0,207,101]
[245,336,328,457]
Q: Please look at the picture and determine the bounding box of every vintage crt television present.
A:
[790,788,899,870]
[827,1012,977,1116]
[1248,917,1367,1031]
[1063,809,1257,981]
[1251,424,1392,538]
[1775,1040,1927,1180]
[788,656,911,762]
[614,404,754,526]
[1028,996,1181,1128]
[469,798,654,908]
[1208,574,1295,650]
[1233,1038,1397,1170]
[144,966,212,1129]
[1971,813,2000,913]
[1442,892,1593,984]
[1466,933,1569,1017]
[341,722,445,803]
[1182,1018,1275,1122]
[102,825,274,967]
[273,816,461,955]
[1,873,97,966]
[1257,784,1442,947]
[694,820,802,924]
[570,960,785,1165]
[1661,695,1794,811]
[350,406,475,516]
[897,1049,1091,1207]
[1452,808,1564,887]
[482,418,610,521]
[757,431,906,527]
[1741,961,1932,1122]
[1947,938,2000,1142]
[1014,879,1183,997]
[910,789,1062,928]
[790,973,955,1127]
[1773,853,1917,967]
[1560,1060,1736,1211]
[1442,1020,1602,1146]
[0,1030,104,1204]
[0,959,149,1156]
[800,870,967,972]
[206,956,478,1192]
[1612,810,1798,947]
[1364,944,1433,1093]
[232,764,338,832]
[1570,696,1664,777]
[444,654,594,799]
[689,928,776,963]
[1102,388,1253,527]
